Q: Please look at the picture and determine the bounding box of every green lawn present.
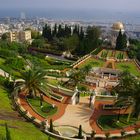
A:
[0,57,21,78]
[107,50,114,57]
[77,57,104,69]
[0,57,5,65]
[129,135,140,140]
[80,92,90,97]
[27,97,57,118]
[47,78,59,86]
[98,115,138,130]
[97,49,128,59]
[116,61,140,77]
[0,86,52,140]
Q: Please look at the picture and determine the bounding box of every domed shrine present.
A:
[111,21,125,47]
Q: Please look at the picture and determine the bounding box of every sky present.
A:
[0,0,140,12]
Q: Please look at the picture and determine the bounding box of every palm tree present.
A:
[113,71,140,120]
[81,64,92,75]
[14,67,50,98]
[114,97,133,122]
[67,69,86,87]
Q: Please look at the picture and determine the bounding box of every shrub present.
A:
[5,123,11,140]
[22,110,28,116]
[121,130,126,137]
[41,121,46,129]
[91,130,96,138]
[78,125,83,139]
[134,127,139,134]
[105,132,110,139]
[49,119,53,132]
[30,116,35,121]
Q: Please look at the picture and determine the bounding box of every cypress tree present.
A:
[5,123,11,140]
[116,30,127,50]
[79,27,84,40]
[42,24,52,41]
[49,119,53,132]
[52,24,57,37]
[78,125,83,139]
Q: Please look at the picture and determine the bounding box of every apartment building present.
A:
[7,30,32,43]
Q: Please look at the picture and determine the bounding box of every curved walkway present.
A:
[19,92,70,122]
[19,93,140,136]
[89,100,139,134]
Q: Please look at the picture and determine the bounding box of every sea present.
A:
[0,9,140,25]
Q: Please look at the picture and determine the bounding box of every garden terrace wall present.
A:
[47,84,74,96]
[103,104,127,110]
[44,128,86,140]
[49,92,64,102]
[95,95,117,101]
[13,96,140,139]
[72,54,91,68]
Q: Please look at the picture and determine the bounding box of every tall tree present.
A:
[63,34,79,52]
[57,24,65,38]
[85,26,101,53]
[42,24,52,41]
[1,33,8,40]
[31,39,45,48]
[14,67,50,98]
[52,24,57,37]
[79,27,84,40]
[81,64,92,75]
[73,25,79,35]
[5,123,11,140]
[66,69,86,87]
[64,25,71,37]
[112,71,140,119]
[78,125,83,139]
[116,30,127,50]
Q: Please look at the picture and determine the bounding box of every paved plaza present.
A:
[54,97,93,133]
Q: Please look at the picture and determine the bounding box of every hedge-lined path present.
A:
[89,100,139,134]
[19,92,70,122]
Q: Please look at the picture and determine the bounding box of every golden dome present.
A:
[112,22,124,31]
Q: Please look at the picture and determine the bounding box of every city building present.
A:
[19,30,32,42]
[7,30,32,43]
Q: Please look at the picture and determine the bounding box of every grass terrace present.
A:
[98,115,139,130]
[116,61,140,77]
[97,49,128,59]
[47,78,59,86]
[0,85,51,140]
[77,57,104,69]
[0,57,5,65]
[27,97,57,118]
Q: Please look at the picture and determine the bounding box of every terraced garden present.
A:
[27,97,58,118]
[0,85,52,140]
[116,61,140,77]
[76,57,104,69]
[97,49,128,59]
[98,115,138,130]
[74,50,140,77]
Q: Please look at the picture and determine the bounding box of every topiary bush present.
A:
[49,119,53,132]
